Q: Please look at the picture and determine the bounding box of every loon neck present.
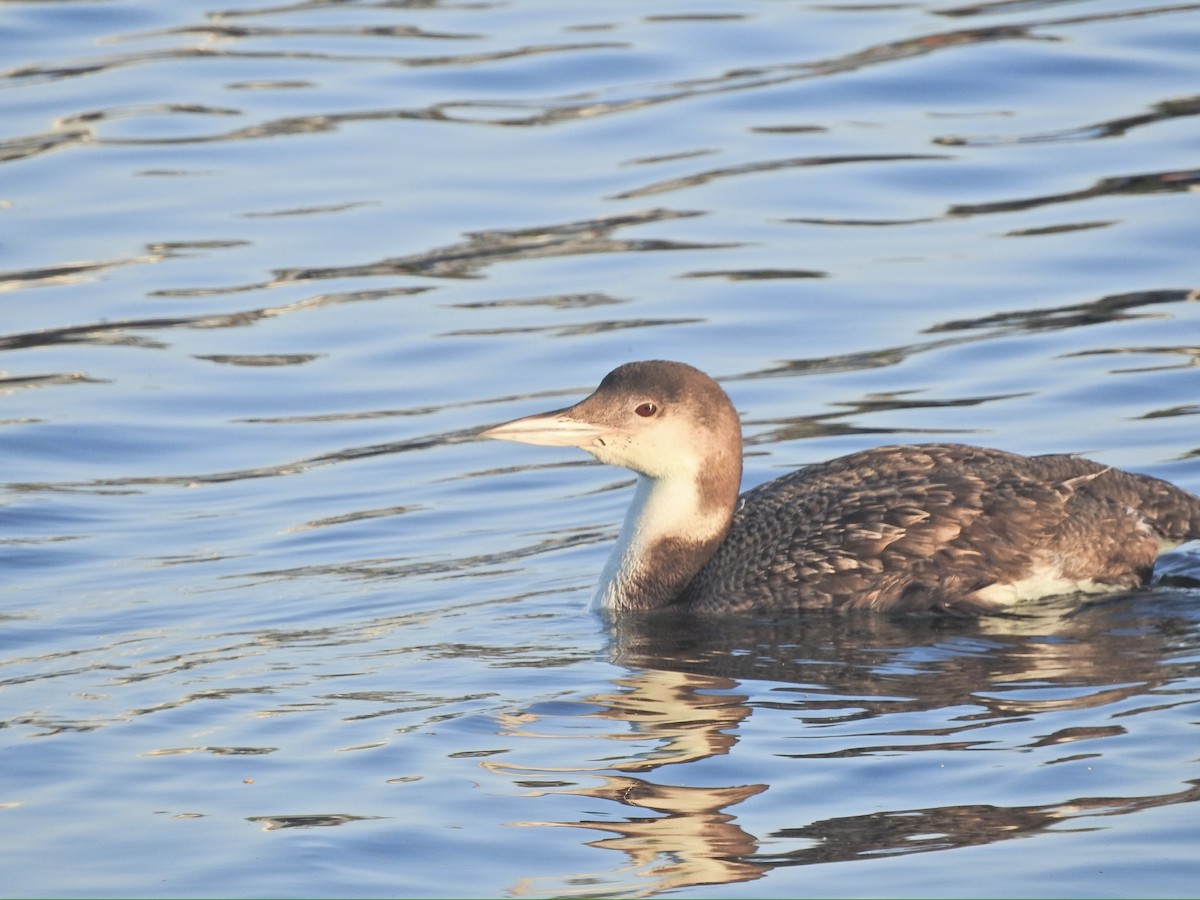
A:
[594,469,736,612]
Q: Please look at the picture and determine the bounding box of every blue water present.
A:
[2,0,1200,896]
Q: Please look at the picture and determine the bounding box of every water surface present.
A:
[2,0,1200,896]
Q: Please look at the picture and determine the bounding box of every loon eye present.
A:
[635,402,658,418]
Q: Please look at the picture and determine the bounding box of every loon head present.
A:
[482,360,742,487]
[482,360,745,610]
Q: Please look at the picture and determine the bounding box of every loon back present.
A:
[685,442,1200,615]
[482,360,1200,615]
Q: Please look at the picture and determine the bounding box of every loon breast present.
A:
[483,360,1200,615]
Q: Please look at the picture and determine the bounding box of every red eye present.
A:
[635,402,657,418]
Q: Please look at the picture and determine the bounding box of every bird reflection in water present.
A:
[483,596,1200,897]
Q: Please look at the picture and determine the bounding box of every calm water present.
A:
[3,0,1200,896]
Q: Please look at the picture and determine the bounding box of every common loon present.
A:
[482,360,1200,615]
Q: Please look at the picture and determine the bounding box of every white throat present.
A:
[592,473,728,611]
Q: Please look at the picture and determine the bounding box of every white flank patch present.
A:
[972,564,1121,607]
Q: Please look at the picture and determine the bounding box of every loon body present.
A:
[482,360,1200,615]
